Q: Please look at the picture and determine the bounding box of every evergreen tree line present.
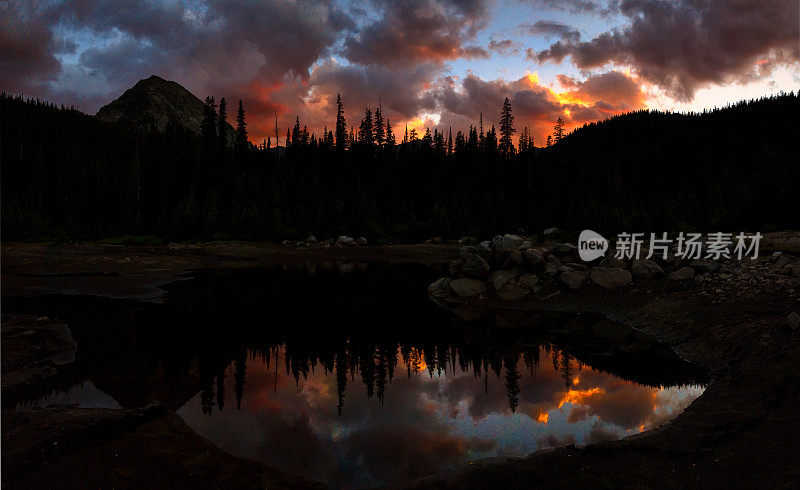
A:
[1,92,797,241]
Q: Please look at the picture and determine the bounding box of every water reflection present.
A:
[180,345,703,487]
[4,262,707,487]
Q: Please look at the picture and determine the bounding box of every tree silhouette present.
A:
[546,134,553,147]
[499,97,516,158]
[335,94,347,151]
[554,116,565,142]
[235,99,248,154]
[358,107,374,144]
[374,104,385,146]
[217,97,228,156]
[385,119,395,147]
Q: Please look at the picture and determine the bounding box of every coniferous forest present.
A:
[2,91,798,242]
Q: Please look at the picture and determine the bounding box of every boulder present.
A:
[553,243,577,257]
[449,278,487,298]
[357,237,368,246]
[475,241,493,261]
[427,277,451,298]
[631,260,664,279]
[560,270,589,290]
[590,267,633,290]
[543,227,559,236]
[489,269,519,291]
[521,249,545,270]
[599,255,626,269]
[459,246,476,259]
[448,260,463,276]
[669,267,695,281]
[337,236,356,247]
[306,235,317,244]
[544,263,558,277]
[461,254,491,279]
[497,283,528,301]
[517,274,539,288]
[690,259,719,274]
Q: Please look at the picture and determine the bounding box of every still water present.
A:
[6,262,706,487]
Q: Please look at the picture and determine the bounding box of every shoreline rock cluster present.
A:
[281,235,368,248]
[428,233,800,304]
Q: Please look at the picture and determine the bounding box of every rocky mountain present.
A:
[96,75,234,137]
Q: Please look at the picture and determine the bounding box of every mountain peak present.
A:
[96,76,209,133]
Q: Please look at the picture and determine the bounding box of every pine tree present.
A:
[385,119,395,147]
[201,96,218,156]
[554,117,565,142]
[409,128,418,141]
[335,94,347,151]
[518,127,528,153]
[374,105,385,146]
[291,116,301,146]
[422,127,432,147]
[217,97,228,155]
[235,100,248,154]
[404,125,409,143]
[455,130,466,153]
[498,97,516,158]
[484,125,498,154]
[546,134,552,147]
[358,107,374,144]
[447,127,453,155]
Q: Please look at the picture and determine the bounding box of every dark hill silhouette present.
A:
[96,75,235,138]
[1,89,797,240]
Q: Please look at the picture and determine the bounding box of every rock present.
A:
[690,259,719,274]
[461,254,491,279]
[563,262,589,271]
[475,241,493,260]
[448,260,463,276]
[544,263,558,277]
[459,246,476,259]
[669,267,695,281]
[497,283,528,301]
[449,278,487,298]
[518,274,539,288]
[543,227,559,236]
[427,277,451,298]
[774,255,793,269]
[560,270,589,290]
[631,260,664,279]
[508,249,524,265]
[489,270,519,291]
[357,237,368,246]
[771,251,783,262]
[519,240,532,250]
[599,255,626,269]
[306,235,317,244]
[521,249,544,270]
[558,265,575,274]
[787,312,800,330]
[281,240,292,246]
[553,243,577,256]
[337,236,356,247]
[590,267,633,290]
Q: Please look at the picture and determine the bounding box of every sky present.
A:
[2,0,798,144]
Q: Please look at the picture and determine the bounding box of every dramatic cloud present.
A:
[434,69,646,142]
[534,0,800,100]
[342,0,489,66]
[520,21,581,43]
[522,0,605,15]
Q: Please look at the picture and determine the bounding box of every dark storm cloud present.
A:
[342,0,489,66]
[534,0,800,100]
[0,2,63,94]
[520,21,581,43]
[1,0,354,112]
